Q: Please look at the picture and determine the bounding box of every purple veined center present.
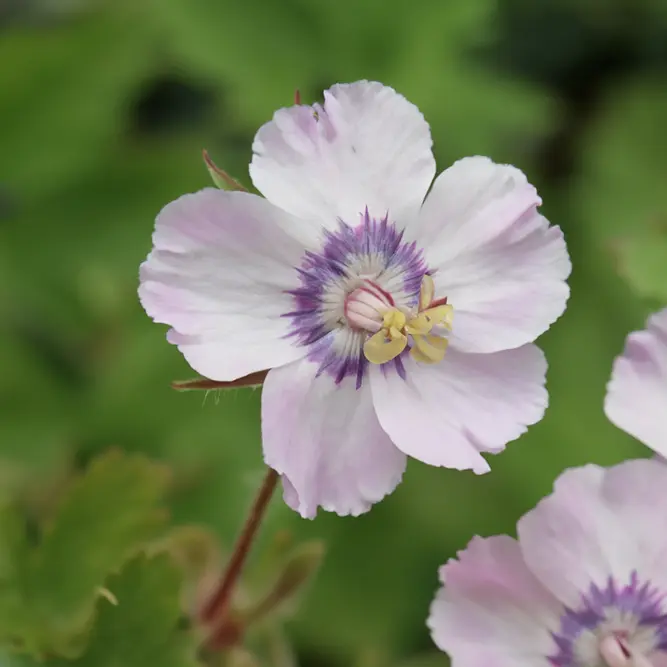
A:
[549,573,667,667]
[283,210,432,389]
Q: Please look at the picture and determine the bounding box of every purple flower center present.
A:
[283,210,430,388]
[550,573,667,667]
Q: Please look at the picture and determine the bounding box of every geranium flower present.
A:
[139,81,571,518]
[605,308,667,457]
[428,458,667,667]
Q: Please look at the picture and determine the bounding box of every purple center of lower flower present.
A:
[549,574,667,667]
[283,210,451,388]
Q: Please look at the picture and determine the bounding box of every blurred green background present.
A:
[1,0,667,664]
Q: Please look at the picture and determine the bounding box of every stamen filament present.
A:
[362,276,453,366]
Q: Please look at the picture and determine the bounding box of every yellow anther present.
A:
[421,304,454,330]
[410,334,449,364]
[364,311,408,364]
[383,309,406,330]
[405,313,432,336]
[405,303,453,337]
[419,274,435,311]
[362,276,453,366]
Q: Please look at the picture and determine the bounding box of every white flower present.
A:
[140,81,571,518]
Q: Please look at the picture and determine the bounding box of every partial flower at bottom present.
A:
[604,307,667,457]
[428,458,667,667]
[139,80,571,518]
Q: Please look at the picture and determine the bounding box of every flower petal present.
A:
[250,81,435,229]
[428,535,560,667]
[411,157,570,353]
[517,459,667,607]
[139,188,308,381]
[604,308,667,455]
[261,358,407,518]
[369,344,548,473]
[601,459,667,591]
[517,464,609,607]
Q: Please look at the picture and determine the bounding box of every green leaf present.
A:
[52,554,200,667]
[0,451,171,658]
[152,525,224,618]
[0,509,34,651]
[613,230,667,301]
[35,450,171,638]
[244,541,325,624]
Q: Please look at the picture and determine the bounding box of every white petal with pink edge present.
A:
[517,459,667,608]
[428,535,560,667]
[249,81,436,230]
[604,307,667,456]
[409,157,570,354]
[261,358,407,518]
[601,459,667,591]
[139,189,307,381]
[368,345,548,473]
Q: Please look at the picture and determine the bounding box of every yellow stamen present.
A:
[362,277,453,366]
[421,304,454,330]
[410,334,449,363]
[364,324,408,364]
[405,304,453,337]
[383,309,406,330]
[419,274,435,311]
[405,312,432,335]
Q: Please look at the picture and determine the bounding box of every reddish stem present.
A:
[200,467,279,624]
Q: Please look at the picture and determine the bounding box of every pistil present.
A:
[599,635,654,667]
[362,275,453,365]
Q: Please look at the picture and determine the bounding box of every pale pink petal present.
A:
[517,459,667,607]
[428,535,560,667]
[369,345,548,473]
[139,188,307,381]
[410,157,570,353]
[597,459,667,591]
[651,651,667,667]
[604,308,667,456]
[517,465,610,607]
[250,81,435,230]
[261,358,407,518]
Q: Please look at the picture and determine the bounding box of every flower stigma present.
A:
[345,275,453,366]
[599,634,654,667]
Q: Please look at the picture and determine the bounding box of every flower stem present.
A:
[201,467,279,624]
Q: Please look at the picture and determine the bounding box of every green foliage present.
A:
[1,0,667,665]
[0,451,171,659]
[51,554,200,667]
[243,541,325,624]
